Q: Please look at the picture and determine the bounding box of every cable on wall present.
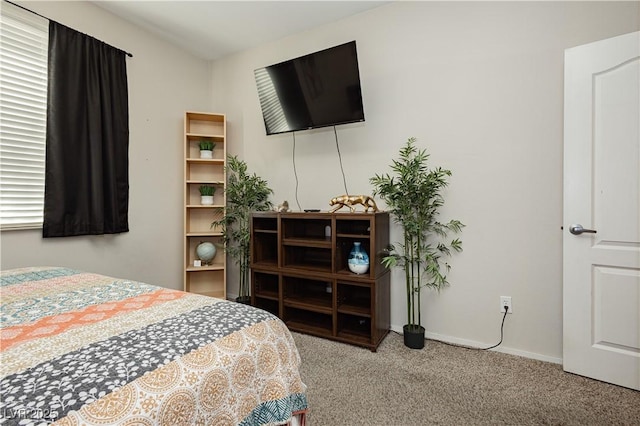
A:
[292,132,302,211]
[333,126,349,196]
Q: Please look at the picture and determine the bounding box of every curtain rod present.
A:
[4,0,133,58]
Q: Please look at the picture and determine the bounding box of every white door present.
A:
[563,31,640,390]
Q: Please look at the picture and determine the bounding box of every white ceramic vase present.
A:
[200,150,213,159]
[201,195,214,205]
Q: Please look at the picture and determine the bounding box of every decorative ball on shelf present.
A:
[196,241,216,265]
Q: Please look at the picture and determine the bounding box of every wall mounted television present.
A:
[254,41,365,135]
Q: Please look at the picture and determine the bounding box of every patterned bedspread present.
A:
[0,267,307,426]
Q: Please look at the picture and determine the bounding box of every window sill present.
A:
[1,224,43,231]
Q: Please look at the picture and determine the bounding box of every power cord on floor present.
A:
[393,306,509,351]
[480,306,509,350]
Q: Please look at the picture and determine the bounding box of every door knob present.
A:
[569,224,597,235]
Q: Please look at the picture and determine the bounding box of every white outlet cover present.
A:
[500,296,513,313]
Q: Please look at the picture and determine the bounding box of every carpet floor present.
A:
[292,332,640,425]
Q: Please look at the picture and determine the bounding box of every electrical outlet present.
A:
[500,296,513,314]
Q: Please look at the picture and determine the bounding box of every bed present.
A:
[0,267,308,426]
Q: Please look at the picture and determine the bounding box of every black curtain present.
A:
[43,22,129,237]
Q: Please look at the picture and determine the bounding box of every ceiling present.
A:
[92,1,389,61]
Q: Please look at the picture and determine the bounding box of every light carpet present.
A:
[292,332,640,425]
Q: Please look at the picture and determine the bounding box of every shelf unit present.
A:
[183,112,226,299]
[250,212,390,351]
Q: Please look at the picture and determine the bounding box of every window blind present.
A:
[0,3,49,229]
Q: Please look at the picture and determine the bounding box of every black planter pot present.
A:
[403,324,426,349]
[235,296,251,305]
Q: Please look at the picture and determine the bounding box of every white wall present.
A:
[210,1,639,361]
[0,1,212,289]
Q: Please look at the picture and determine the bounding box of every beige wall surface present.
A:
[1,1,637,363]
[210,1,639,361]
[0,1,212,289]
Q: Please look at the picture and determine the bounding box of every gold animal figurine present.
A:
[329,194,379,213]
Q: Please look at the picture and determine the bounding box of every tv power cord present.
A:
[291,131,302,211]
[290,126,351,212]
[392,305,509,351]
[333,125,349,196]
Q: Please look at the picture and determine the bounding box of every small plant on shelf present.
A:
[213,155,273,304]
[199,185,215,196]
[199,140,215,158]
[199,140,215,151]
[199,185,215,205]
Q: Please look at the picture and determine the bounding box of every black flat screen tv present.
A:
[254,41,365,135]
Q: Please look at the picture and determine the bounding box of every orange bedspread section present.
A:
[1,288,186,350]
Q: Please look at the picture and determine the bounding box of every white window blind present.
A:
[0,3,48,230]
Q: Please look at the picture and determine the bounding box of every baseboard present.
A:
[389,324,562,365]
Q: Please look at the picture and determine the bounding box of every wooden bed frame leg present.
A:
[290,409,307,426]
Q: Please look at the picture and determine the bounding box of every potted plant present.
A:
[199,140,215,159]
[213,155,273,304]
[199,185,215,205]
[370,137,464,349]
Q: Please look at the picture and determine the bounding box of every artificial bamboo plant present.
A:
[213,155,272,303]
[370,137,463,347]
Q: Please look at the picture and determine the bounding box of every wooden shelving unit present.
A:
[250,212,390,351]
[183,112,226,299]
